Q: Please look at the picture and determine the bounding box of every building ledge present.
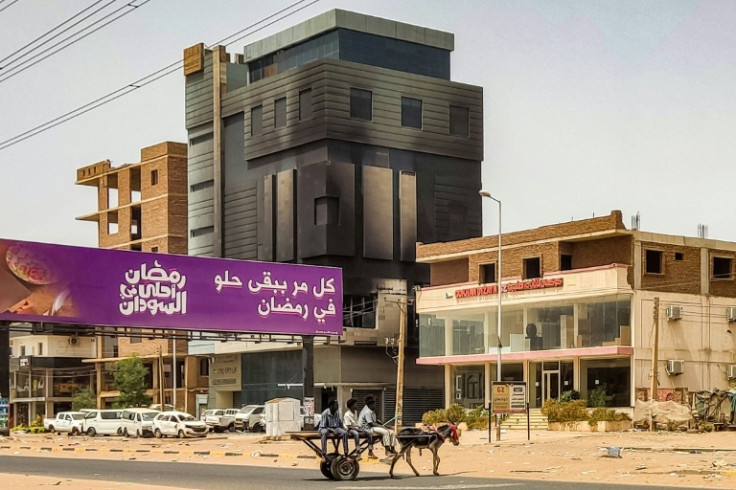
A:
[417,345,634,366]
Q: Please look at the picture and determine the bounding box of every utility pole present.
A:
[650,297,660,431]
[172,334,177,411]
[302,336,315,430]
[0,322,9,435]
[394,296,407,433]
[158,346,165,409]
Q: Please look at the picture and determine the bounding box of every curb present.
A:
[0,444,384,464]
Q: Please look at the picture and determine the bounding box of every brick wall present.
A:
[709,248,736,297]
[640,241,702,295]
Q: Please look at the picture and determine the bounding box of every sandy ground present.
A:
[2,427,736,488]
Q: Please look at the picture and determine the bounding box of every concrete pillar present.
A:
[444,364,452,408]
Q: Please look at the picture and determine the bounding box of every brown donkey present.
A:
[388,423,460,477]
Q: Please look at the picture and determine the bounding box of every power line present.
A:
[0,0,150,84]
[0,0,321,152]
[0,0,20,14]
[0,0,115,69]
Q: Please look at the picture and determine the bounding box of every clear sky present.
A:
[1,0,734,247]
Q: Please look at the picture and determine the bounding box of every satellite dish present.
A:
[525,323,537,338]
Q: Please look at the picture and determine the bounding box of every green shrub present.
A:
[421,408,446,425]
[588,385,607,407]
[541,398,589,423]
[465,406,489,430]
[445,403,466,424]
[559,390,580,402]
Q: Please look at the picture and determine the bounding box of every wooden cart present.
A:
[288,430,381,480]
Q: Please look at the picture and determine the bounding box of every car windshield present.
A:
[180,414,196,421]
[142,413,157,421]
[239,406,257,413]
[70,413,84,420]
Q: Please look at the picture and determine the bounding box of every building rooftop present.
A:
[244,9,454,62]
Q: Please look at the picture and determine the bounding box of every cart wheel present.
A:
[330,455,359,481]
[320,452,340,480]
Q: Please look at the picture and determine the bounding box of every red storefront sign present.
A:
[455,277,563,299]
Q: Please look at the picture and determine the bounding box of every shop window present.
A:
[713,257,733,280]
[560,254,573,271]
[524,257,541,279]
[645,249,663,274]
[299,89,312,120]
[274,97,286,128]
[350,88,372,120]
[401,97,422,128]
[251,105,263,135]
[480,263,496,284]
[449,105,469,137]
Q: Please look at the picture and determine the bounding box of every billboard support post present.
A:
[302,336,314,430]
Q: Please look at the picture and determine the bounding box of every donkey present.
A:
[388,423,460,477]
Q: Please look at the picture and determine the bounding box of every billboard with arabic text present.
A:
[0,238,342,336]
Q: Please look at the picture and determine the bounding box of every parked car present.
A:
[120,408,159,438]
[43,411,85,435]
[202,408,238,432]
[82,409,123,436]
[233,405,265,432]
[153,411,207,438]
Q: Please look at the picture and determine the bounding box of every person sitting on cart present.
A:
[345,398,374,458]
[358,395,396,457]
[317,399,350,462]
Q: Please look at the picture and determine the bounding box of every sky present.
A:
[0,0,734,247]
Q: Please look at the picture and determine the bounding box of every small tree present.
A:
[72,387,97,411]
[113,355,151,408]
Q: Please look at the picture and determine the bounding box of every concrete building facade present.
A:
[415,211,736,410]
[183,9,484,420]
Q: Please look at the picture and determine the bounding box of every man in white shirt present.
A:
[358,395,395,457]
[345,398,374,458]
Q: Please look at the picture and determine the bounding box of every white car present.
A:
[82,409,123,436]
[202,408,238,432]
[233,405,265,432]
[43,411,85,435]
[153,411,207,438]
[120,408,159,438]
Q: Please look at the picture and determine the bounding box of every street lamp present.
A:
[479,189,502,441]
[479,190,502,383]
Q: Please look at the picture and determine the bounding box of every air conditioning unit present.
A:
[727,306,736,323]
[666,305,683,320]
[728,365,736,379]
[666,359,684,375]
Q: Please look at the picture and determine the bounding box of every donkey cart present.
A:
[289,430,381,480]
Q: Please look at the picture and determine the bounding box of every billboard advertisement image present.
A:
[0,238,342,336]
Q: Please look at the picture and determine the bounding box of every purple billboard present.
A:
[0,238,342,336]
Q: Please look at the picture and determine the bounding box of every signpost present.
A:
[491,381,527,441]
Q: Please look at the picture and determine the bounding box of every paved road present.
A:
[0,455,710,489]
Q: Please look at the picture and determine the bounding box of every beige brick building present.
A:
[415,210,736,410]
[76,142,208,413]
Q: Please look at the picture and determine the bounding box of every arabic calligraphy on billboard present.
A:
[0,238,342,335]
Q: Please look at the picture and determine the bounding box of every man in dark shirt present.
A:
[318,399,349,461]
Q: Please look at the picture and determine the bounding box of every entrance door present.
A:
[542,370,560,403]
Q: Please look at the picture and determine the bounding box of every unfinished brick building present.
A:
[76,142,208,413]
[415,210,736,410]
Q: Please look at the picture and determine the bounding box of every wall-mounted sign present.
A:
[455,278,563,299]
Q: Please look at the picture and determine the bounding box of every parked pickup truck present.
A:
[43,411,85,435]
[202,408,238,432]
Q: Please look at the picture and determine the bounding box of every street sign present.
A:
[491,381,527,414]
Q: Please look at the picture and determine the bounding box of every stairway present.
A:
[497,408,548,430]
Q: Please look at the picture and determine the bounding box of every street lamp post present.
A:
[479,190,502,440]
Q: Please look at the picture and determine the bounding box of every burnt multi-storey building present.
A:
[183,10,484,420]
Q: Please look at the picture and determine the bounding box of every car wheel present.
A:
[320,453,340,480]
[228,424,235,432]
[123,428,129,437]
[154,429,162,439]
[330,455,359,481]
[87,427,96,437]
[47,425,54,433]
[117,427,123,436]
[252,423,264,433]
[71,427,79,436]
[178,429,185,439]
[136,429,141,438]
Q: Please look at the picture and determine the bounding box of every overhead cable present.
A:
[0,0,321,152]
